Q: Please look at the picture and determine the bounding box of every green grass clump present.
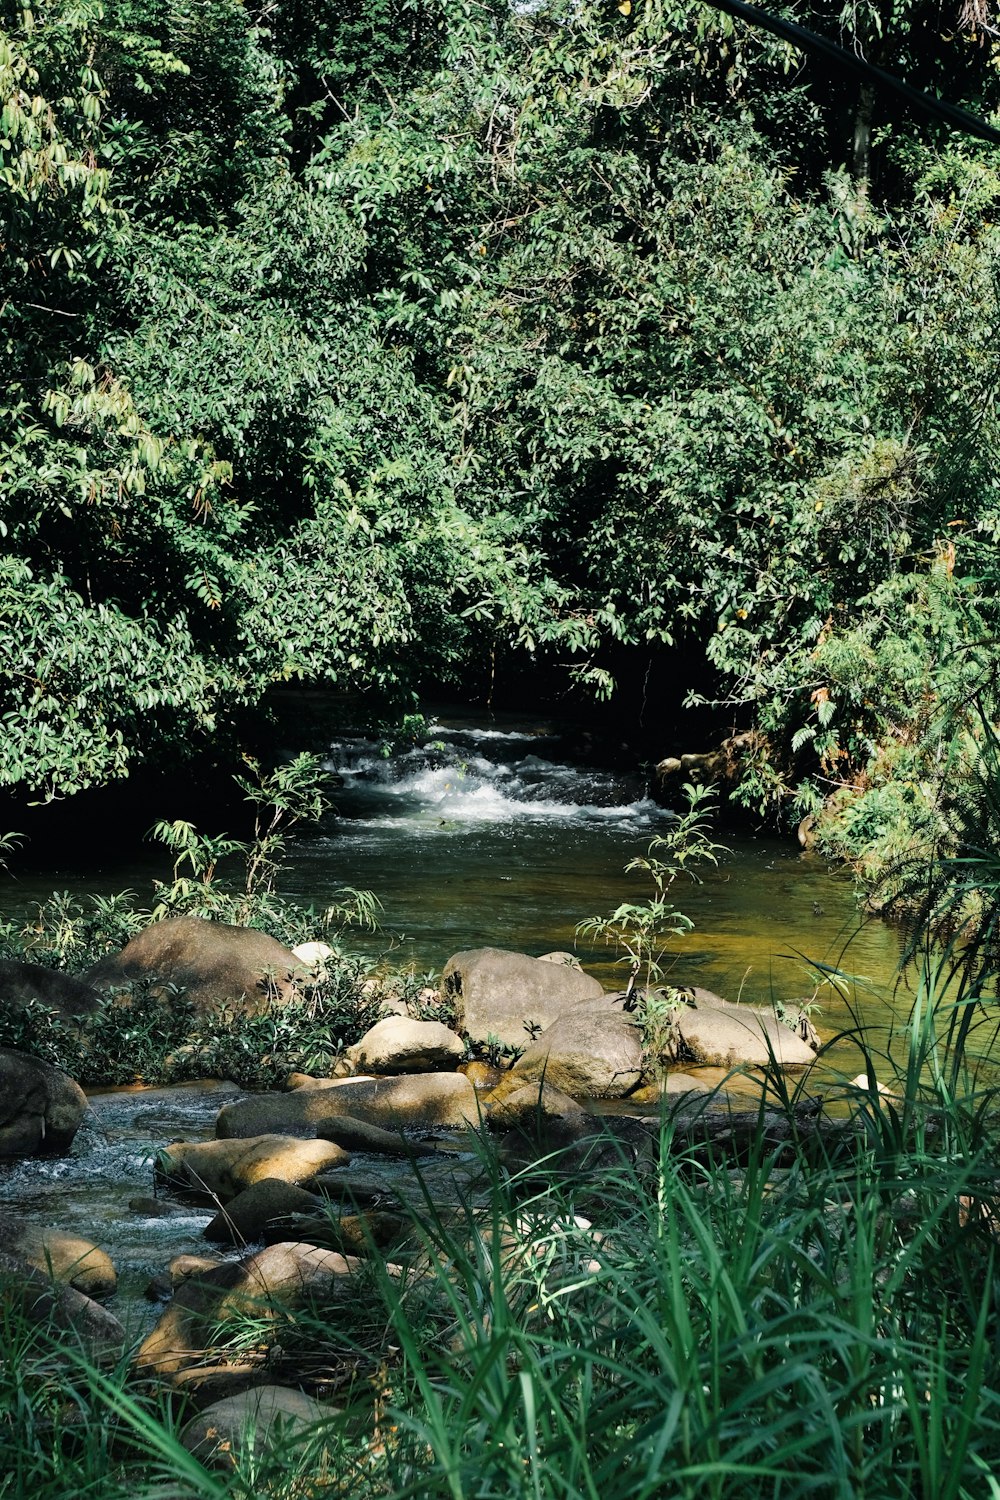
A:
[6,1017,1000,1499]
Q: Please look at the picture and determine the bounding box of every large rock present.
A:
[671,993,818,1069]
[488,1083,607,1174]
[0,1249,125,1358]
[0,1214,116,1299]
[181,1385,335,1469]
[85,915,304,1016]
[215,1073,480,1139]
[347,1017,465,1074]
[0,960,101,1020]
[135,1241,363,1375]
[510,997,644,1099]
[440,948,605,1051]
[203,1179,325,1246]
[0,1049,88,1157]
[157,1135,350,1203]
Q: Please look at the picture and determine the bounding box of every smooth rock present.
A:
[216,1073,480,1139]
[672,996,818,1069]
[0,1049,88,1157]
[203,1179,324,1246]
[157,1135,350,1203]
[537,952,583,970]
[0,1249,124,1358]
[510,998,645,1098]
[85,915,306,1016]
[181,1384,335,1468]
[136,1241,362,1375]
[0,1215,116,1299]
[0,960,101,1019]
[347,1016,465,1074]
[440,947,604,1051]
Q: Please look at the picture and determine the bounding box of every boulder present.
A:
[135,1241,363,1375]
[294,1209,405,1257]
[440,947,605,1051]
[0,1049,88,1157]
[510,998,645,1099]
[671,995,817,1069]
[0,1214,116,1299]
[290,941,334,973]
[203,1179,325,1246]
[488,1084,605,1173]
[0,1249,125,1358]
[157,1135,350,1204]
[537,951,583,970]
[0,960,101,1020]
[347,1017,465,1074]
[215,1073,480,1139]
[181,1385,335,1469]
[85,915,304,1017]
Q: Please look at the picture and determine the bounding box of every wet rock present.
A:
[0,1214,116,1299]
[157,1135,350,1204]
[440,948,604,1051]
[0,1049,88,1157]
[510,997,645,1099]
[145,1273,173,1302]
[316,1115,440,1157]
[215,1073,480,1139]
[85,915,306,1017]
[0,960,102,1020]
[459,1059,504,1091]
[136,1241,364,1375]
[347,1017,465,1074]
[203,1179,324,1246]
[671,995,818,1069]
[181,1385,336,1469]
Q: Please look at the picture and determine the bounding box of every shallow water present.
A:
[281,712,909,1082]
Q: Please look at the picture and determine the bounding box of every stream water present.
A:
[0,709,922,1323]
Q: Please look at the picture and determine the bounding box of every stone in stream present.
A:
[215,1072,481,1139]
[440,947,605,1051]
[156,1135,350,1204]
[135,1241,368,1376]
[346,1016,465,1074]
[0,959,102,1020]
[181,1385,337,1470]
[670,990,819,1069]
[509,996,645,1099]
[85,914,307,1017]
[0,1213,117,1299]
[203,1178,325,1246]
[0,1049,88,1157]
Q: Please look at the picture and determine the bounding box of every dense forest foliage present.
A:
[3,0,1000,890]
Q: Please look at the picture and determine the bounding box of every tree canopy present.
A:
[2,0,999,877]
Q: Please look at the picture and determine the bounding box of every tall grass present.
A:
[4,973,1000,1498]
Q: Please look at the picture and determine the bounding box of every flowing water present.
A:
[284,712,908,1082]
[0,710,922,1323]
